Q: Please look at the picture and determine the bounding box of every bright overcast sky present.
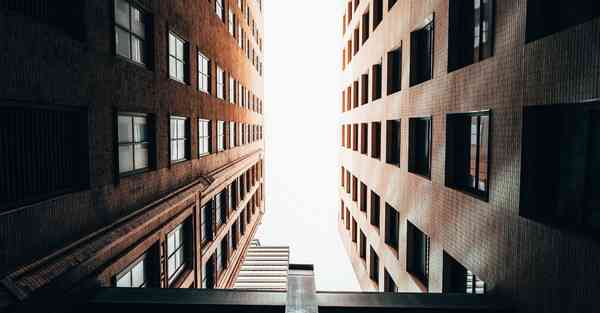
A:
[254,1,360,291]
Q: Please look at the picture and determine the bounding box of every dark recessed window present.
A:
[115,255,147,288]
[361,123,369,154]
[526,0,600,43]
[406,221,430,289]
[359,230,367,260]
[372,64,382,100]
[354,27,360,55]
[370,191,380,228]
[198,119,212,157]
[168,32,188,83]
[352,218,358,243]
[353,124,359,151]
[443,251,486,294]
[520,102,600,232]
[341,167,345,187]
[388,0,398,11]
[369,246,380,284]
[114,0,148,66]
[346,124,352,149]
[166,223,187,285]
[202,254,216,289]
[346,208,351,230]
[387,46,402,95]
[408,117,432,178]
[220,234,229,270]
[347,86,352,111]
[170,116,189,162]
[346,171,351,194]
[341,200,345,221]
[386,119,401,166]
[373,0,383,30]
[445,111,490,200]
[118,113,152,175]
[371,121,382,159]
[362,11,370,44]
[353,81,359,108]
[384,203,399,252]
[448,0,495,72]
[384,269,399,292]
[361,73,369,105]
[410,18,434,86]
[352,175,358,202]
[201,202,214,243]
[360,182,367,213]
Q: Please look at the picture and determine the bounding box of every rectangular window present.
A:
[170,116,188,162]
[352,218,358,243]
[166,224,186,284]
[229,121,236,148]
[372,64,382,100]
[373,0,383,30]
[118,114,151,174]
[346,86,352,111]
[386,119,401,166]
[202,202,214,243]
[198,52,211,93]
[216,0,224,21]
[346,171,351,194]
[526,0,600,43]
[220,236,229,270]
[202,255,216,289]
[369,246,379,284]
[341,167,345,187]
[115,255,146,288]
[114,0,147,65]
[387,46,402,95]
[445,111,490,199]
[353,81,359,108]
[361,123,368,154]
[371,121,381,159]
[362,11,370,44]
[360,182,367,213]
[408,117,432,178]
[198,119,211,157]
[346,208,351,230]
[216,66,225,100]
[406,221,430,289]
[385,203,399,252]
[229,77,236,103]
[168,32,187,83]
[217,121,225,152]
[353,27,360,55]
[361,73,369,105]
[352,175,358,202]
[443,251,486,294]
[384,269,398,292]
[410,19,434,86]
[346,124,351,148]
[359,230,367,260]
[352,124,359,151]
[232,222,239,250]
[370,191,380,228]
[341,125,345,147]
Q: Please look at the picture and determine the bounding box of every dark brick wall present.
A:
[339,0,600,312]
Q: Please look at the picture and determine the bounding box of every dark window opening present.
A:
[361,123,369,154]
[406,221,430,289]
[387,46,402,95]
[443,251,486,294]
[384,203,399,252]
[370,191,380,228]
[369,246,379,284]
[410,19,434,86]
[360,182,367,212]
[353,81,359,108]
[371,121,382,159]
[373,0,383,30]
[408,117,432,178]
[386,119,401,166]
[362,12,370,44]
[352,218,358,243]
[384,269,398,292]
[353,124,359,151]
[352,175,358,202]
[361,73,369,105]
[359,230,367,260]
[526,0,600,43]
[372,64,383,100]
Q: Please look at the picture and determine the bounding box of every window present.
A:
[359,230,367,260]
[346,124,351,148]
[232,222,238,250]
[448,0,495,72]
[118,114,151,174]
[445,112,490,199]
[372,64,382,100]
[198,52,211,93]
[384,269,399,292]
[216,0,224,21]
[388,0,398,11]
[526,0,600,43]
[387,46,402,94]
[360,123,368,154]
[370,191,380,228]
[361,73,369,105]
[360,182,367,212]
[201,202,214,243]
[198,119,211,157]
[115,255,146,288]
[520,102,600,231]
[229,76,236,103]
[369,246,379,284]
[386,119,401,166]
[410,18,434,86]
[352,175,358,202]
[168,32,187,83]
[353,27,360,55]
[341,125,345,147]
[373,0,383,30]
[166,224,186,284]
[408,117,432,178]
[220,236,229,269]
[202,255,216,289]
[353,81,359,108]
[443,251,486,294]
[352,124,359,151]
[170,116,188,162]
[114,0,147,65]
[228,9,235,36]
[346,208,351,230]
[217,121,226,152]
[229,121,236,148]
[384,203,399,252]
[352,218,357,243]
[362,11,370,44]
[346,171,351,194]
[216,66,225,100]
[406,221,430,288]
[371,121,381,159]
[341,200,345,221]
[346,86,352,111]
[341,167,345,187]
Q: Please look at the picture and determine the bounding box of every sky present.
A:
[253,1,360,291]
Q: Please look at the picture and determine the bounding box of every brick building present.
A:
[338,0,600,312]
[0,0,265,308]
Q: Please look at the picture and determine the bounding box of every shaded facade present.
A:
[233,240,290,290]
[338,0,600,312]
[0,0,265,308]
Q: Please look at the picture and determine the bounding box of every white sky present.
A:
[254,1,360,291]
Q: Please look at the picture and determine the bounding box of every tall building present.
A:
[0,0,265,308]
[233,239,290,290]
[338,0,600,312]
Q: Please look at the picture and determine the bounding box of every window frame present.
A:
[198,118,212,157]
[408,116,432,179]
[115,254,147,288]
[117,112,152,176]
[169,116,189,163]
[114,0,148,66]
[198,51,211,93]
[410,17,435,87]
[168,31,187,83]
[166,223,186,285]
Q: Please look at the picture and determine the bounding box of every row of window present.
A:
[340,200,485,293]
[116,160,263,289]
[215,0,264,75]
[341,111,489,200]
[118,113,263,176]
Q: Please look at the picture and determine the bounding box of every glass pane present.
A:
[131,7,145,38]
[115,27,131,59]
[131,36,144,64]
[134,143,149,170]
[169,33,176,56]
[171,140,177,161]
[114,0,130,28]
[133,117,147,141]
[176,39,184,59]
[131,260,145,287]
[170,119,177,139]
[119,145,134,173]
[177,140,185,160]
[116,272,131,288]
[177,120,186,139]
[175,225,182,247]
[469,116,478,188]
[169,57,176,79]
[168,256,175,277]
[167,232,175,255]
[176,61,184,81]
[118,116,133,143]
[478,115,489,192]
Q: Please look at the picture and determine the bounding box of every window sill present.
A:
[406,271,428,292]
[198,153,212,158]
[115,54,149,71]
[169,77,188,86]
[171,159,190,166]
[119,168,152,179]
[447,184,489,203]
